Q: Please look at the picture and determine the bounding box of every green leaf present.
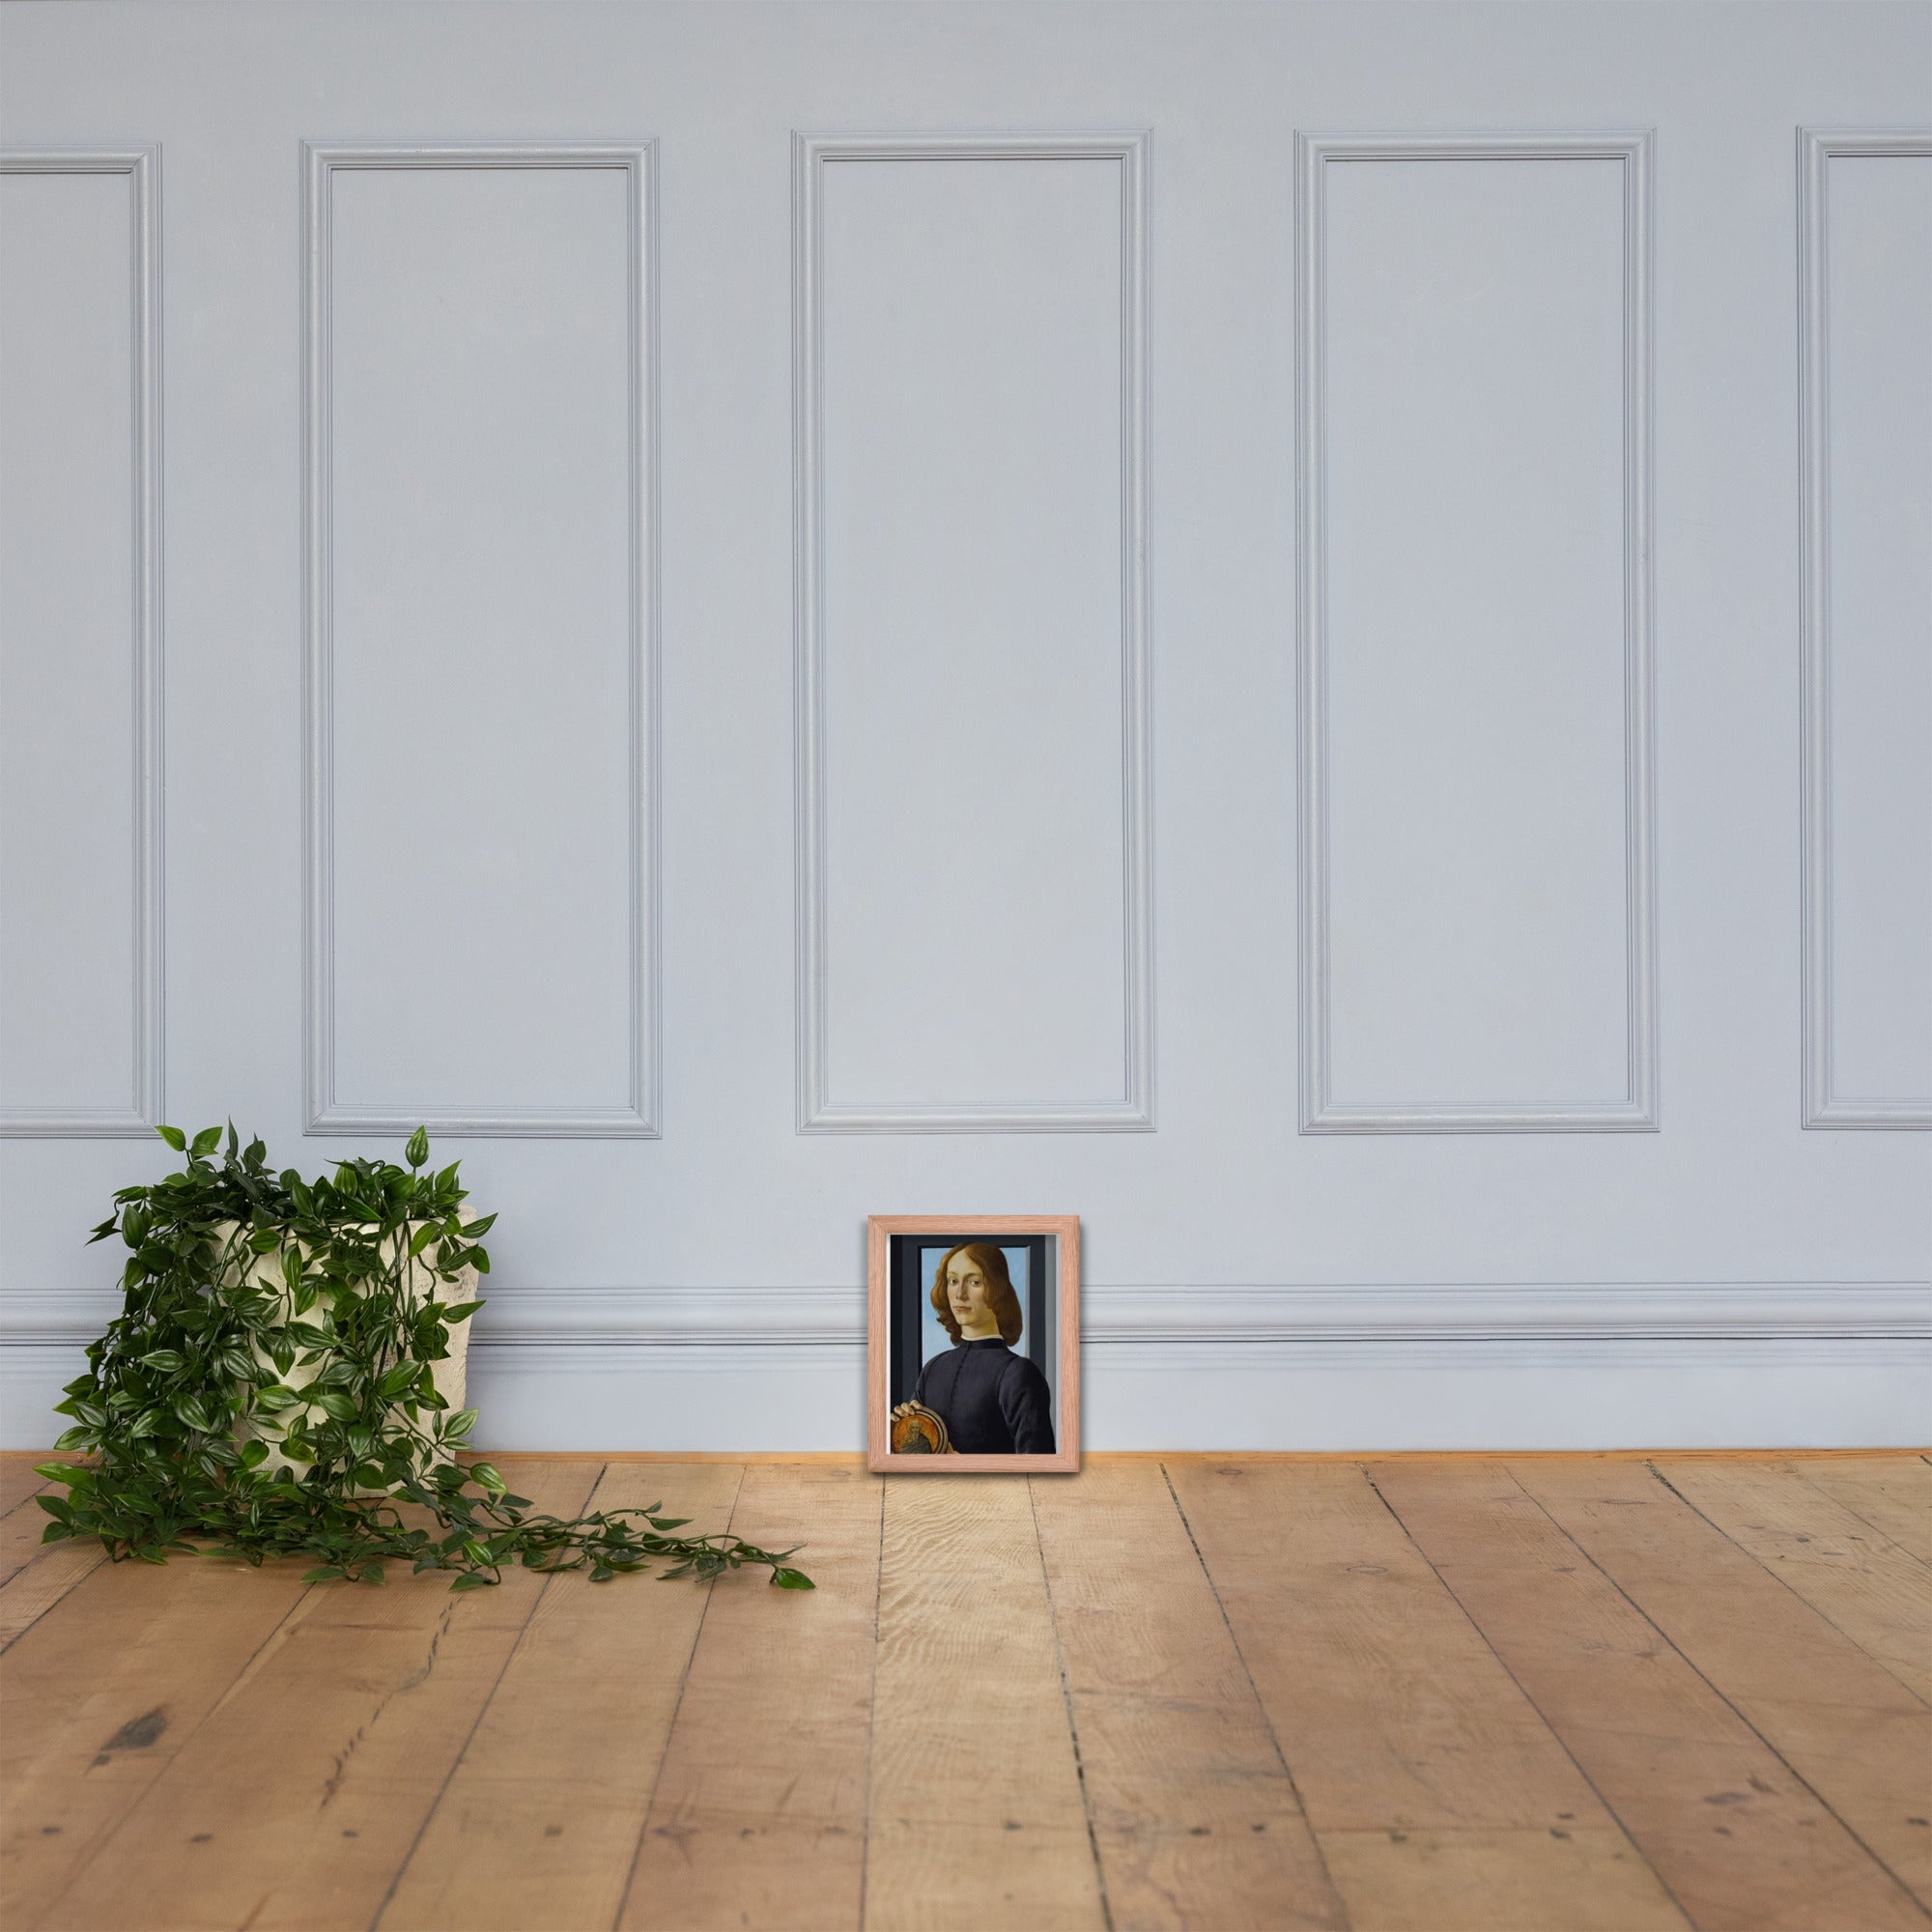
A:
[156,1124,187,1151]
[441,1302,485,1325]
[190,1126,221,1159]
[405,1126,430,1170]
[447,1573,491,1592]
[770,1568,815,1590]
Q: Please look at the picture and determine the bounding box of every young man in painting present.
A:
[895,1244,1055,1455]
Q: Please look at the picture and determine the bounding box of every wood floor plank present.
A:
[1031,1461,1348,1931]
[0,1460,49,1521]
[0,1481,63,1593]
[376,1462,744,1932]
[0,1552,316,1928]
[0,1463,86,1604]
[618,1463,879,1932]
[1316,1826,1690,1932]
[1165,1460,1686,1931]
[865,1475,1105,1932]
[1371,1460,1926,1932]
[1795,1459,1932,1569]
[1657,1461,1932,1704]
[0,1540,110,1651]
[1516,1458,1932,1913]
[33,1460,601,1932]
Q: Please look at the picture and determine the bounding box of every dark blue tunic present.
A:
[915,1338,1056,1455]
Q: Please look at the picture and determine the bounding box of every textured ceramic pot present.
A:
[208,1219,478,1480]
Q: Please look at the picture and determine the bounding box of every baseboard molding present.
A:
[5,1282,1924,1451]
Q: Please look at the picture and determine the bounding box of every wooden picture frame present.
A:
[867,1214,1080,1474]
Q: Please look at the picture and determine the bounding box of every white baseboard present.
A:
[4,1282,1925,1452]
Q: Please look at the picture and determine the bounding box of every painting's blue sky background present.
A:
[919,1244,1030,1366]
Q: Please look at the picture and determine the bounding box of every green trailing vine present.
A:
[36,1124,811,1593]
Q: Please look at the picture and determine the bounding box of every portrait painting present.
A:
[867,1214,1080,1474]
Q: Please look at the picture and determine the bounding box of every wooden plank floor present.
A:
[0,1455,1925,1931]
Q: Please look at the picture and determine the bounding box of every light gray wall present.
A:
[1,1,1926,1449]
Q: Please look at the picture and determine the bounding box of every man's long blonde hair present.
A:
[929,1243,1023,1346]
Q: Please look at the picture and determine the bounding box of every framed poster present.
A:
[867,1214,1080,1473]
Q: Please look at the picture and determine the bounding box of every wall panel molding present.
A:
[1798,126,1932,1130]
[7,1279,1922,1357]
[301,142,660,1137]
[0,146,164,1137]
[1295,130,1657,1134]
[791,131,1154,1132]
[480,1278,1931,1355]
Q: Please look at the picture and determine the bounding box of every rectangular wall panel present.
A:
[794,133,1152,1131]
[1801,130,1932,1128]
[304,145,657,1136]
[1297,132,1655,1133]
[0,149,161,1136]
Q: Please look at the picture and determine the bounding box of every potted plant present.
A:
[36,1124,810,1592]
